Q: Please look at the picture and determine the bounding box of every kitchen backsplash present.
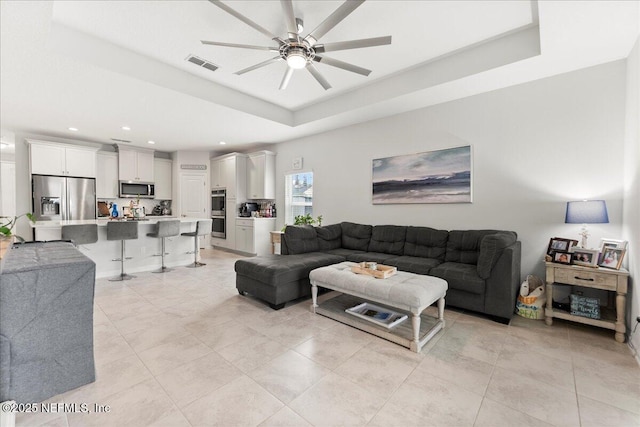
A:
[97,198,171,217]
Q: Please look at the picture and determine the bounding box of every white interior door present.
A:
[179,173,207,218]
[179,172,208,249]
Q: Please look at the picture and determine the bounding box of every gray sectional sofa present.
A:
[235,222,521,323]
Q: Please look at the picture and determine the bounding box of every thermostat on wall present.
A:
[292,157,303,170]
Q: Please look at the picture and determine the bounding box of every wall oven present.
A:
[211,216,225,239]
[211,189,226,238]
[211,189,225,216]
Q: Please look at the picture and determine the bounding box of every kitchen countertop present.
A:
[235,217,277,220]
[30,217,201,228]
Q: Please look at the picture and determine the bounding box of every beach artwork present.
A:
[372,146,472,204]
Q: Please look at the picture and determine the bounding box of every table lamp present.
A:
[565,200,609,248]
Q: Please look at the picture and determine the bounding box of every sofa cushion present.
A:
[346,252,397,264]
[235,253,344,286]
[477,232,518,279]
[316,224,342,251]
[384,256,442,275]
[429,262,486,295]
[367,225,407,255]
[324,248,366,258]
[341,222,372,251]
[445,230,502,265]
[282,225,319,255]
[403,227,448,261]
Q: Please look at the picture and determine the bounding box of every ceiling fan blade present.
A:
[314,36,392,53]
[208,0,282,42]
[235,56,283,75]
[313,55,371,76]
[280,0,299,39]
[306,63,332,90]
[304,0,365,46]
[201,40,279,52]
[279,67,295,90]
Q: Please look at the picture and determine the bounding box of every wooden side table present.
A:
[270,231,283,254]
[545,262,629,342]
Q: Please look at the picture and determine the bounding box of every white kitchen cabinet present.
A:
[210,153,247,199]
[96,152,119,199]
[118,146,154,182]
[247,151,275,200]
[27,140,98,178]
[235,219,252,254]
[210,158,223,188]
[154,158,173,200]
[235,217,275,255]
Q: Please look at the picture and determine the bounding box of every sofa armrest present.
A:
[483,241,522,320]
[477,232,517,279]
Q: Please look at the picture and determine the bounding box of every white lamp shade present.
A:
[565,200,609,224]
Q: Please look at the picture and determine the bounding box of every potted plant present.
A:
[281,214,323,231]
[1,213,35,243]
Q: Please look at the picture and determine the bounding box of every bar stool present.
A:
[146,220,180,273]
[106,221,138,281]
[61,224,98,248]
[181,219,212,268]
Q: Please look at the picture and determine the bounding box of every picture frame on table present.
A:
[547,237,579,255]
[571,248,599,267]
[553,251,573,265]
[599,238,628,252]
[598,248,626,270]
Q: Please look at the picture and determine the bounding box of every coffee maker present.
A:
[239,202,258,217]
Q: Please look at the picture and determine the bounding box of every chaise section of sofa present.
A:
[236,222,521,322]
[235,253,344,309]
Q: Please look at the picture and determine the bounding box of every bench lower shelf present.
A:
[314,293,444,352]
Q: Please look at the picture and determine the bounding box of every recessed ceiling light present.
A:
[121,126,131,131]
[68,127,79,131]
[147,140,155,145]
[219,141,226,145]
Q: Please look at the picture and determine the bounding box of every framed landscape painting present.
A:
[372,145,472,204]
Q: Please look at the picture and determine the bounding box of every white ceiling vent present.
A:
[111,138,131,143]
[186,55,218,72]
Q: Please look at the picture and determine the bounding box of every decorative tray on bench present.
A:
[351,262,397,279]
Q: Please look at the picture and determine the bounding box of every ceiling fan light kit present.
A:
[202,0,392,90]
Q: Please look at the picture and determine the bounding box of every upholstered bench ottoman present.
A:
[235,253,344,309]
[310,261,448,352]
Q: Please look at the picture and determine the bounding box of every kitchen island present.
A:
[30,217,209,278]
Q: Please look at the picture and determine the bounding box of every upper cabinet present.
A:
[210,158,223,188]
[210,153,247,200]
[27,139,98,178]
[247,151,275,200]
[117,146,154,182]
[154,158,173,200]
[96,152,119,199]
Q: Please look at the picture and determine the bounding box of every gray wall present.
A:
[273,60,628,283]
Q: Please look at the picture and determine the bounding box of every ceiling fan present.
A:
[201,0,392,90]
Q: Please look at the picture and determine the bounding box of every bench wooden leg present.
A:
[311,283,318,313]
[411,313,421,344]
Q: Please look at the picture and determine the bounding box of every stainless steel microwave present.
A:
[119,181,155,198]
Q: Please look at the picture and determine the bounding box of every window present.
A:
[284,172,313,224]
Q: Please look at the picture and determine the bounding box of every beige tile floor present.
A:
[15,249,640,427]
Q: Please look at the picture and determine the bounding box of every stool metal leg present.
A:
[186,235,206,268]
[152,237,173,273]
[109,240,135,281]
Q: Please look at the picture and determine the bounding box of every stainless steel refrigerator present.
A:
[32,175,96,221]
